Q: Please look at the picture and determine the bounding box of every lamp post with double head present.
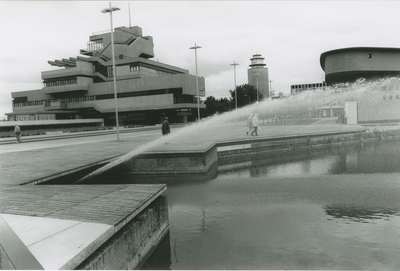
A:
[102,3,120,141]
[190,43,201,122]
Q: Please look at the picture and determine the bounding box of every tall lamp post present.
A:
[102,3,120,141]
[269,79,273,97]
[230,61,239,109]
[254,72,260,102]
[190,43,201,122]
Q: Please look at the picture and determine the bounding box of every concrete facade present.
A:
[320,47,400,85]
[248,54,269,99]
[8,26,205,126]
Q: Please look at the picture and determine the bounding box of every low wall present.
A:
[120,128,400,178]
[76,196,169,270]
[119,146,218,176]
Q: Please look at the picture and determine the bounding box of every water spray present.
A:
[76,77,400,183]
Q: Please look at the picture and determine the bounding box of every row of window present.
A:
[44,77,77,87]
[291,84,327,89]
[13,89,189,107]
[13,115,55,121]
[14,96,96,107]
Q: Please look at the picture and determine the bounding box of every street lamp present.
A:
[230,61,239,109]
[190,43,201,122]
[102,3,120,141]
[269,79,273,98]
[254,72,260,102]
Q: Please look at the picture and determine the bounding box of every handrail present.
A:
[0,215,44,270]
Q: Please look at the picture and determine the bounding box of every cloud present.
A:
[2,1,400,118]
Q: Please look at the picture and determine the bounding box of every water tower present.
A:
[247,54,269,99]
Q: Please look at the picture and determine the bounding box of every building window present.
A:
[87,39,103,52]
[367,54,372,58]
[107,66,113,77]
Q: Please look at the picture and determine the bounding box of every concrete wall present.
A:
[324,49,400,75]
[76,196,169,270]
[124,147,218,175]
[248,67,269,99]
[357,93,400,123]
[322,48,400,84]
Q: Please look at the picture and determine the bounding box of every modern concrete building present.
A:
[290,47,400,124]
[247,54,269,100]
[320,47,400,85]
[7,26,205,126]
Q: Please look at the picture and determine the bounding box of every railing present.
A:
[0,215,44,270]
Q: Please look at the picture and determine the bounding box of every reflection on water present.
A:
[221,140,400,178]
[325,205,400,223]
[142,140,400,270]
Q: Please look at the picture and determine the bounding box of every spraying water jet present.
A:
[76,77,400,183]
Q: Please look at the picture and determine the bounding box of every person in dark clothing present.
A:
[162,117,170,135]
[14,125,22,143]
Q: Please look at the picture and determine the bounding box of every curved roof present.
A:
[320,47,400,71]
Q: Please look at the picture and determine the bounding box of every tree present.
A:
[269,90,275,97]
[203,96,232,117]
[229,84,263,108]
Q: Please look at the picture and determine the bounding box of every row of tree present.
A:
[203,84,262,117]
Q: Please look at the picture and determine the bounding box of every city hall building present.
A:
[7,26,205,126]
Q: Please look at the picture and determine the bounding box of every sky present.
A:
[1,1,400,119]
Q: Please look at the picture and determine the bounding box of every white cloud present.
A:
[1,1,400,118]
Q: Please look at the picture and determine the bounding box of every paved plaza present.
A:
[0,119,372,188]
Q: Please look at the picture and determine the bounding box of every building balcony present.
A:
[43,84,89,94]
[42,67,93,80]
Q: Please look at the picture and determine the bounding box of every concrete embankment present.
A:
[116,125,400,179]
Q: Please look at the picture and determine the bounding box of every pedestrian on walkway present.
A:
[162,117,170,135]
[14,125,22,143]
[251,114,259,136]
[246,114,253,135]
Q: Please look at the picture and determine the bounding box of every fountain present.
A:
[77,77,400,183]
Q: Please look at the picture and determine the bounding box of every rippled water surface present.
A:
[142,140,400,270]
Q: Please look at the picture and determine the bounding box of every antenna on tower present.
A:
[128,2,132,28]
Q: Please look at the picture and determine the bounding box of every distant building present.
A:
[247,54,269,99]
[291,82,327,96]
[290,47,400,124]
[7,26,205,126]
[320,47,400,85]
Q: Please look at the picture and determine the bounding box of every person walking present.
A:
[161,117,170,135]
[251,114,259,136]
[14,125,22,143]
[246,114,253,135]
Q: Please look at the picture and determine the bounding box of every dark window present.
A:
[368,54,372,58]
